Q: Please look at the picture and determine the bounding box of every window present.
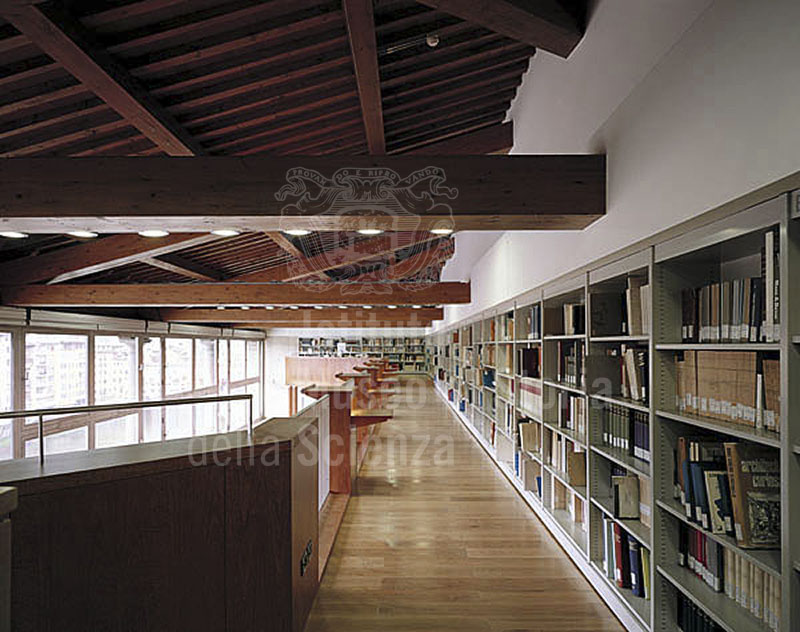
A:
[165,338,192,396]
[218,339,229,432]
[25,333,88,408]
[246,340,260,378]
[0,332,12,460]
[195,339,217,389]
[142,337,163,442]
[94,336,139,449]
[230,340,246,382]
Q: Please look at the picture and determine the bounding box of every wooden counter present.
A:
[1,417,319,632]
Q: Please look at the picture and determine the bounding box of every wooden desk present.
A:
[301,384,353,495]
[1,418,319,632]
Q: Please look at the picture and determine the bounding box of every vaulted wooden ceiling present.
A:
[0,0,588,324]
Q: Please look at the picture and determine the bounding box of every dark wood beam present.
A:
[343,0,385,154]
[265,231,307,260]
[230,233,440,282]
[0,155,606,232]
[0,234,219,285]
[0,2,204,156]
[404,122,514,155]
[0,282,470,307]
[416,0,583,58]
[237,318,433,329]
[142,253,222,282]
[160,307,443,323]
[348,240,453,281]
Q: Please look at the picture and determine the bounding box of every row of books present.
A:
[522,304,542,340]
[680,227,780,343]
[482,367,496,388]
[561,303,586,335]
[601,404,651,463]
[499,311,514,341]
[556,340,585,388]
[678,522,782,630]
[518,347,541,378]
[547,431,586,486]
[519,420,541,455]
[675,593,724,632]
[601,517,651,599]
[519,379,543,419]
[557,391,587,439]
[674,438,780,549]
[675,350,781,433]
[590,276,651,337]
[588,345,648,404]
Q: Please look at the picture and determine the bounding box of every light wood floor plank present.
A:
[305,378,625,632]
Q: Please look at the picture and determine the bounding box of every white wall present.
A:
[440,0,800,326]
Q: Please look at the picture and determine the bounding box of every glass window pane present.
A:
[142,409,162,443]
[218,339,229,394]
[94,336,138,404]
[26,426,88,458]
[230,340,245,382]
[165,338,192,396]
[25,333,88,408]
[165,405,192,439]
[0,332,12,460]
[142,338,162,401]
[95,414,138,448]
[195,339,217,389]
[246,340,260,378]
[194,403,218,436]
[230,386,247,430]
[247,382,261,420]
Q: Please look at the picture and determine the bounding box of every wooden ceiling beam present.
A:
[229,233,440,283]
[265,232,307,261]
[0,282,471,307]
[0,155,606,232]
[404,122,514,155]
[141,253,223,282]
[160,307,443,323]
[343,0,385,154]
[416,0,584,58]
[237,319,433,329]
[347,240,453,281]
[0,233,219,285]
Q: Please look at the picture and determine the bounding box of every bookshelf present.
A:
[429,192,799,632]
[297,336,427,373]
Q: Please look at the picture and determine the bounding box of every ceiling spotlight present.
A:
[211,229,240,237]
[240,306,250,310]
[265,305,275,310]
[67,230,98,239]
[363,305,373,309]
[430,227,453,235]
[338,305,348,310]
[0,231,28,239]
[289,305,299,310]
[387,305,397,309]
[314,305,323,310]
[217,305,226,310]
[412,305,422,309]
[357,228,383,236]
[283,229,311,236]
[138,229,169,238]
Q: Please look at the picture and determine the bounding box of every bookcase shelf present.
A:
[657,409,781,448]
[591,496,651,548]
[590,393,650,414]
[592,560,652,628]
[428,192,797,632]
[591,444,651,479]
[656,496,781,577]
[655,343,781,352]
[657,563,771,632]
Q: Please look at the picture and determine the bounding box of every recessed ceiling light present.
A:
[430,227,453,235]
[314,305,324,310]
[412,305,422,309]
[138,229,169,238]
[387,305,397,309]
[357,228,383,236]
[0,231,28,239]
[265,305,275,310]
[289,305,299,310]
[338,305,348,309]
[211,229,240,237]
[67,230,98,239]
[283,229,311,236]
[217,305,226,310]
[240,306,250,310]
[363,305,373,309]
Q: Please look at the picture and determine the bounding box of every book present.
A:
[612,475,639,519]
[590,292,623,337]
[626,276,647,336]
[613,522,631,589]
[628,536,644,598]
[724,442,780,548]
[704,470,735,537]
[518,422,541,454]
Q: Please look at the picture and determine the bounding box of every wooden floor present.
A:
[305,378,625,632]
